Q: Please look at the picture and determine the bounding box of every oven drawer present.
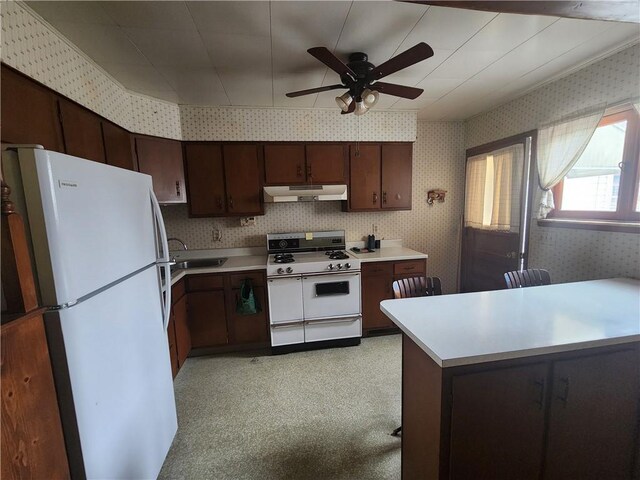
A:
[305,316,362,343]
[270,321,304,346]
[301,272,361,319]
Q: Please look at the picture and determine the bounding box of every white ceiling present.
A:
[27,1,640,120]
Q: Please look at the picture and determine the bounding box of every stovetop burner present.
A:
[274,253,295,264]
[325,250,349,260]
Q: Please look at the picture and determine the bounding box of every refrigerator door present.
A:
[46,265,177,479]
[16,148,159,306]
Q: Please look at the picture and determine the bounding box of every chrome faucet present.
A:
[167,237,188,251]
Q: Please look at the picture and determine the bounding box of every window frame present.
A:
[549,107,640,222]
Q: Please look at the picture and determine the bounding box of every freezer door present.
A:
[16,148,159,305]
[46,266,177,479]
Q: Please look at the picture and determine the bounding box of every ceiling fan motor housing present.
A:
[341,52,375,100]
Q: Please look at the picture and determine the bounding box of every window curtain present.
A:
[464,144,524,231]
[536,104,606,218]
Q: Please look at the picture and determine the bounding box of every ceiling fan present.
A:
[285,42,434,115]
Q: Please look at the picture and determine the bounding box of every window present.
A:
[550,107,640,221]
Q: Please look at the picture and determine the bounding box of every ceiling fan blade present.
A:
[369,82,424,99]
[308,47,358,80]
[286,84,345,98]
[341,101,356,115]
[369,42,434,80]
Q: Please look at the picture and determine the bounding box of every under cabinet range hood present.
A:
[264,185,347,202]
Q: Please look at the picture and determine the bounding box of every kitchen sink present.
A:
[171,258,228,271]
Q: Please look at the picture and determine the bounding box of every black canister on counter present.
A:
[367,234,376,251]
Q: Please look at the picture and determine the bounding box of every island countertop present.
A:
[380,278,640,367]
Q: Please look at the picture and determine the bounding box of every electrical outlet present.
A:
[212,228,222,242]
[240,217,256,227]
[372,224,378,234]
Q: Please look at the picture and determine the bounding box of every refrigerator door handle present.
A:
[150,189,170,263]
[151,189,171,330]
[161,264,171,331]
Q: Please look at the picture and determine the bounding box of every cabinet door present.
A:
[544,349,640,480]
[102,121,136,171]
[187,291,228,348]
[135,136,186,203]
[381,143,412,210]
[264,145,305,185]
[361,262,394,330]
[450,363,548,480]
[349,144,381,211]
[173,295,191,367]
[184,143,226,216]
[1,66,64,151]
[228,285,269,345]
[306,144,347,184]
[59,99,106,163]
[223,144,263,215]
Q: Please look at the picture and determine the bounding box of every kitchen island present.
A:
[381,278,640,480]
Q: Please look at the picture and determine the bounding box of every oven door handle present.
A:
[304,315,361,325]
[302,272,360,279]
[271,320,304,328]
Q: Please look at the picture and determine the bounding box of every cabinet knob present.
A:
[297,165,303,177]
[229,195,234,209]
[556,377,570,407]
[383,191,387,204]
[373,192,378,204]
[175,181,181,197]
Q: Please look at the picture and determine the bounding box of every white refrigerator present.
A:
[2,146,177,479]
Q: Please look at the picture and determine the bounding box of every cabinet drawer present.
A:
[187,274,224,291]
[362,262,393,276]
[171,279,186,304]
[393,259,425,276]
[229,271,265,289]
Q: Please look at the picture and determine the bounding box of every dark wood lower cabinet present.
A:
[187,290,228,348]
[167,314,179,378]
[402,336,640,480]
[173,294,191,367]
[362,259,426,333]
[227,272,269,345]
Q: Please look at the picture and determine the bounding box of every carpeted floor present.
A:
[159,334,402,480]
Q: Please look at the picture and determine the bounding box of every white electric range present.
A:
[266,231,362,352]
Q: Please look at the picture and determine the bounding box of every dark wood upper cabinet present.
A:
[1,66,64,152]
[223,144,263,216]
[306,144,347,184]
[381,143,412,210]
[264,145,306,185]
[58,99,106,163]
[135,136,186,204]
[184,143,226,216]
[349,144,381,211]
[101,121,136,171]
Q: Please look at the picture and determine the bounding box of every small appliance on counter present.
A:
[367,234,376,251]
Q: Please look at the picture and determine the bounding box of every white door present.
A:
[47,266,177,479]
[16,148,159,305]
[267,276,304,323]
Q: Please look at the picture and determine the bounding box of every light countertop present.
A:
[349,246,428,262]
[167,253,267,287]
[381,278,640,368]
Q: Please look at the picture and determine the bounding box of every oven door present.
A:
[301,272,361,320]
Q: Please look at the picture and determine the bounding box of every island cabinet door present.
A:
[449,363,548,480]
[544,348,640,480]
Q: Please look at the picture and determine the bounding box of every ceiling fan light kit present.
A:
[286,42,434,116]
[335,91,353,112]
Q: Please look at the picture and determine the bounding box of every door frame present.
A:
[460,130,538,291]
